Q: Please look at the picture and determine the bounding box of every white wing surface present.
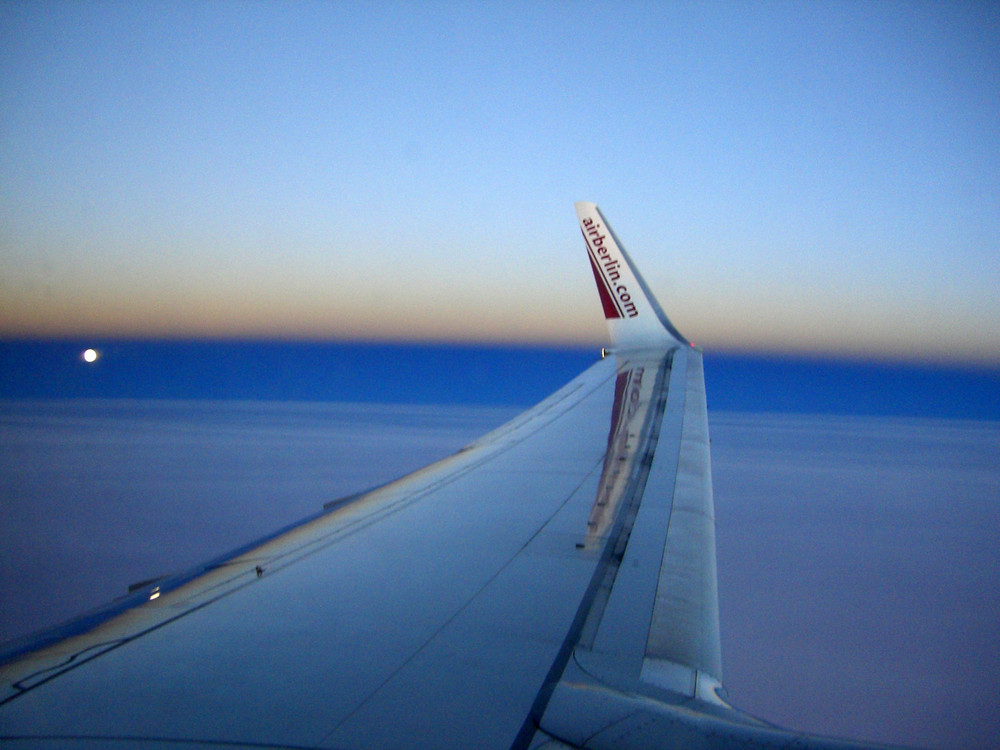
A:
[0,205,902,749]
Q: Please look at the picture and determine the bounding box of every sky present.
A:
[2,2,999,362]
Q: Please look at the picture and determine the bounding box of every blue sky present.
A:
[2,2,998,362]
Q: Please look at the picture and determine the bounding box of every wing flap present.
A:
[645,348,722,685]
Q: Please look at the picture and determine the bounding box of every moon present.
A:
[82,348,99,363]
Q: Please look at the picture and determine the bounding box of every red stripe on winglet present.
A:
[589,253,622,320]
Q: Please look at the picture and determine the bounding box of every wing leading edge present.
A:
[0,205,903,749]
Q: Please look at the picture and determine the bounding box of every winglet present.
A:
[576,202,688,351]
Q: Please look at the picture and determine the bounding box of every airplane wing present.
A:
[0,204,901,749]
